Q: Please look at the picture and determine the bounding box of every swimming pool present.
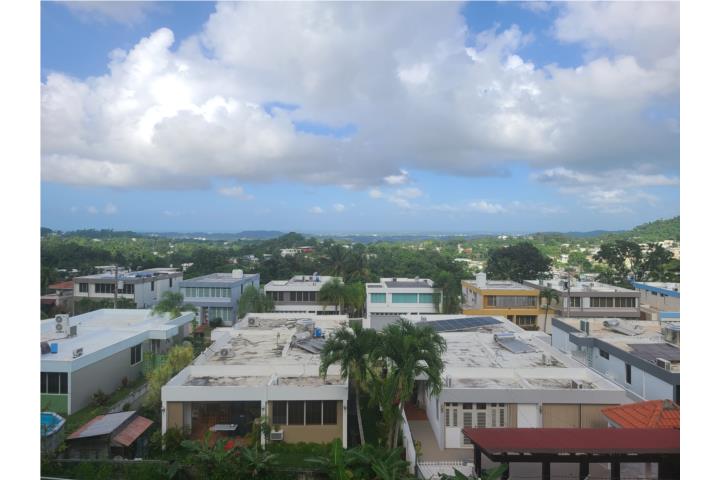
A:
[41,411,65,437]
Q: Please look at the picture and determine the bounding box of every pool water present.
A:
[41,412,65,437]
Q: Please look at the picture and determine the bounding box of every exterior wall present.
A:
[267,400,343,444]
[425,390,445,449]
[638,289,680,311]
[541,404,615,428]
[516,404,540,427]
[461,282,543,328]
[69,340,149,414]
[366,290,441,316]
[74,275,181,308]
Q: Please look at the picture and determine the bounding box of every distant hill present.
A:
[622,216,680,242]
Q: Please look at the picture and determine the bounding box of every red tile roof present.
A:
[602,400,680,429]
[462,428,679,455]
[112,416,154,447]
[48,281,74,290]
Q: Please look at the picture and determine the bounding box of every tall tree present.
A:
[318,277,346,313]
[539,287,560,332]
[237,285,274,319]
[485,242,552,282]
[152,291,197,318]
[343,283,367,318]
[373,319,447,448]
[320,323,380,445]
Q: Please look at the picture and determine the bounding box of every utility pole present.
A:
[113,265,118,309]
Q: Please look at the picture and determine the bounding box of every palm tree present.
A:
[343,283,366,318]
[320,322,380,445]
[318,277,346,313]
[374,319,447,448]
[237,285,274,319]
[539,287,560,332]
[153,291,197,318]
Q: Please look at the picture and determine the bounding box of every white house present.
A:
[551,317,680,404]
[161,313,350,446]
[41,309,195,414]
[365,277,442,329]
[263,275,342,315]
[73,268,183,308]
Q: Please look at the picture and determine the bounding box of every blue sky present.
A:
[41,1,680,233]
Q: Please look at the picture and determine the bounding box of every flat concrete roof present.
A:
[410,315,622,392]
[554,317,680,372]
[525,278,637,294]
[462,279,537,292]
[75,268,181,282]
[168,314,349,388]
[264,275,339,289]
[41,309,195,370]
[179,272,259,286]
[367,277,436,290]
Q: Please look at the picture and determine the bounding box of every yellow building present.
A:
[461,274,544,330]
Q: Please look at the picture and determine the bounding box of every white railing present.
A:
[417,461,475,480]
[400,407,417,474]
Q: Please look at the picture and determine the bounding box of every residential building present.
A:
[551,317,680,403]
[461,273,544,330]
[41,309,195,414]
[73,267,183,309]
[523,278,641,330]
[180,270,260,325]
[42,280,75,314]
[631,281,680,321]
[365,277,442,329]
[66,410,154,459]
[280,248,300,257]
[264,274,342,315]
[161,313,350,446]
[405,315,628,458]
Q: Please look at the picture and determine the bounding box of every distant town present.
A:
[40,216,680,479]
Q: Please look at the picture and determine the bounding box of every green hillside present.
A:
[624,216,680,242]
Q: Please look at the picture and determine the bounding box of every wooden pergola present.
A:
[462,428,680,480]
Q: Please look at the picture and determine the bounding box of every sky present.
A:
[40,1,680,234]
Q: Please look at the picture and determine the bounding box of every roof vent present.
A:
[72,348,83,358]
[232,269,244,279]
[656,358,672,370]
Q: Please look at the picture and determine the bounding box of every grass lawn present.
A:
[64,377,146,434]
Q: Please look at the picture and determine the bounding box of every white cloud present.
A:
[533,166,676,213]
[521,2,552,14]
[41,3,679,190]
[332,203,346,212]
[103,203,118,215]
[394,187,423,199]
[383,170,410,185]
[309,206,324,214]
[368,188,383,199]
[61,1,159,26]
[218,185,254,200]
[86,206,98,215]
[467,201,506,214]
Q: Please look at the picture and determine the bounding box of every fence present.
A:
[400,407,417,474]
[417,460,475,479]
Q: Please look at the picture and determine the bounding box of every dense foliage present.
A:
[485,242,552,282]
[593,240,679,287]
[237,285,275,318]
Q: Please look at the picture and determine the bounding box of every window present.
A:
[272,401,287,425]
[288,401,305,425]
[590,297,614,308]
[651,291,658,296]
[516,316,536,327]
[419,293,435,303]
[131,344,142,365]
[306,401,322,425]
[323,401,337,425]
[169,278,173,288]
[370,293,386,303]
[392,293,418,303]
[615,297,636,308]
[118,283,134,294]
[570,297,582,308]
[41,372,68,394]
[94,283,115,294]
[625,363,632,384]
[486,296,538,308]
[151,281,155,291]
[79,283,88,293]
[599,349,610,360]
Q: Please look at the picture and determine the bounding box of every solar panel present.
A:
[425,316,501,332]
[494,332,537,353]
[295,338,326,354]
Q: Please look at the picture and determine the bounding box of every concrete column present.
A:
[260,400,267,448]
[342,399,348,448]
[542,461,551,480]
[610,460,621,480]
[579,461,589,480]
[473,447,482,477]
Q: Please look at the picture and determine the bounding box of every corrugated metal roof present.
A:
[462,428,679,454]
[602,400,680,429]
[112,416,154,447]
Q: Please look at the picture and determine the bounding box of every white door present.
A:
[517,404,540,427]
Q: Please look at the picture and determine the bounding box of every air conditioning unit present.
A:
[248,317,257,327]
[571,380,585,389]
[55,315,70,335]
[72,348,84,358]
[656,358,672,370]
[219,348,230,357]
[270,430,284,441]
